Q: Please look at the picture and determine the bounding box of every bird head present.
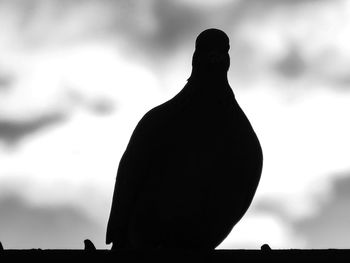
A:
[191,28,230,79]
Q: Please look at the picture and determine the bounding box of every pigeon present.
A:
[106,28,263,249]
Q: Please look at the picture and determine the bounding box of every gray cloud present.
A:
[0,112,67,146]
[0,88,115,147]
[256,173,350,248]
[138,1,205,55]
[234,0,333,13]
[86,98,115,115]
[1,0,340,79]
[273,45,350,89]
[274,44,306,80]
[229,0,350,91]
[0,73,14,91]
[66,89,116,116]
[0,193,105,249]
[115,0,346,87]
[146,0,332,53]
[293,174,350,248]
[108,0,241,68]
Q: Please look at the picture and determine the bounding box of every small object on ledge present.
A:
[84,239,96,251]
[261,244,272,251]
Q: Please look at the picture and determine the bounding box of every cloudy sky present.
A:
[1,0,350,249]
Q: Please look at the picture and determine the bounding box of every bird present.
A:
[106,28,263,249]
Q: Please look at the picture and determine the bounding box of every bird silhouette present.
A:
[106,28,263,249]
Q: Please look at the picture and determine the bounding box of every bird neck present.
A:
[171,71,234,109]
[188,68,229,85]
[187,68,230,94]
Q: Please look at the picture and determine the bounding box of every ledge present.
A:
[1,249,349,262]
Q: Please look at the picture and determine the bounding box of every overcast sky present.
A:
[1,0,350,249]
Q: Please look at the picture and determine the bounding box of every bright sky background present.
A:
[1,0,350,249]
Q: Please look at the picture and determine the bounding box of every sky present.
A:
[1,0,350,249]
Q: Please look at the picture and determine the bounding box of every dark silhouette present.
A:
[3,249,349,262]
[106,28,263,249]
[261,244,272,251]
[0,241,3,251]
[84,239,96,250]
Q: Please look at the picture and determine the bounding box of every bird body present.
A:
[106,29,263,249]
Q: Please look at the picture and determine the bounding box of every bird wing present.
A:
[106,111,156,247]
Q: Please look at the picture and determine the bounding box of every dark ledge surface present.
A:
[1,249,349,262]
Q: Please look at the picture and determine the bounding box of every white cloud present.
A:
[217,211,306,249]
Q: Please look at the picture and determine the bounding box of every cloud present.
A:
[2,0,346,87]
[0,72,14,91]
[293,173,350,248]
[272,44,350,90]
[274,44,306,79]
[65,89,116,116]
[217,210,305,249]
[0,193,105,249]
[86,98,115,115]
[254,172,350,248]
[224,0,350,91]
[0,112,67,147]
[0,87,116,148]
[232,0,334,16]
[105,0,241,68]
